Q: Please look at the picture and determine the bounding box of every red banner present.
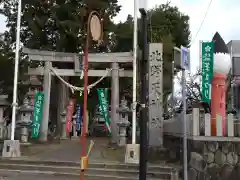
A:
[66,99,75,134]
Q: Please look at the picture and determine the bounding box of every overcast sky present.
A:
[114,0,240,71]
[0,0,239,71]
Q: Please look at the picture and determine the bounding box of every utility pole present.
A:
[139,4,148,180]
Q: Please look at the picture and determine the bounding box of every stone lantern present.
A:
[0,95,9,139]
[17,96,34,144]
[116,97,131,146]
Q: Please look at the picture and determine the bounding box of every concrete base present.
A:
[2,140,21,158]
[124,144,139,164]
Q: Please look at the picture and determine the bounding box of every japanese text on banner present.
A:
[97,89,111,134]
[32,92,44,138]
[76,104,82,131]
[201,42,214,104]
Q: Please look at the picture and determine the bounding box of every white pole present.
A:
[182,69,188,180]
[199,41,202,83]
[230,44,234,110]
[132,0,138,144]
[180,46,188,180]
[11,0,22,140]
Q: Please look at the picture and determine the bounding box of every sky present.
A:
[0,0,240,72]
[113,0,240,72]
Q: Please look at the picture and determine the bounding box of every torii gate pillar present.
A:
[110,62,120,144]
[40,61,52,142]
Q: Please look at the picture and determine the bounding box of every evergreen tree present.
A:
[0,0,121,52]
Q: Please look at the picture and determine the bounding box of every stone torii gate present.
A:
[23,47,133,143]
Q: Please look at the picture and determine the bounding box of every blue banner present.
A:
[76,104,82,131]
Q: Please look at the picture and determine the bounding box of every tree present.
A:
[0,1,191,118]
[146,3,191,100]
[167,70,201,117]
[0,0,121,53]
[111,14,134,52]
[0,34,28,103]
[0,0,121,113]
[112,2,190,51]
[148,3,190,46]
[0,38,15,96]
[111,2,191,104]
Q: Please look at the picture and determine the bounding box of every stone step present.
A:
[0,158,177,172]
[0,162,172,179]
[0,169,169,180]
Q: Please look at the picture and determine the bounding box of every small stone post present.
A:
[72,114,78,138]
[7,123,11,140]
[60,111,67,139]
[171,169,179,180]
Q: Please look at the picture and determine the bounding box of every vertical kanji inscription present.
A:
[148,43,163,146]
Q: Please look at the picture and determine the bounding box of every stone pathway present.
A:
[21,137,125,162]
[0,137,182,180]
[0,138,128,179]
